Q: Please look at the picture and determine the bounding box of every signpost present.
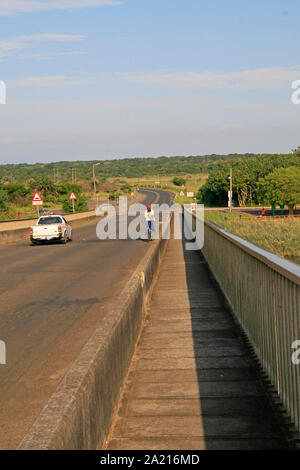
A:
[187,192,195,209]
[69,192,77,213]
[32,191,43,218]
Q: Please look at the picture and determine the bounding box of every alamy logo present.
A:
[0,81,6,104]
[292,340,300,365]
[96,198,204,251]
[291,80,300,105]
[0,340,6,365]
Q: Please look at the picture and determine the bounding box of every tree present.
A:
[5,184,29,201]
[233,170,252,207]
[197,169,229,206]
[0,190,9,213]
[257,167,300,214]
[58,183,82,197]
[28,176,58,201]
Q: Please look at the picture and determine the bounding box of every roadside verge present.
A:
[0,194,146,244]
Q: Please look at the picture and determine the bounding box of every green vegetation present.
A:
[0,190,9,213]
[205,212,300,261]
[0,176,89,219]
[197,153,300,211]
[172,177,186,187]
[108,190,121,201]
[0,153,273,183]
[257,167,300,215]
[62,195,88,213]
[1,151,300,219]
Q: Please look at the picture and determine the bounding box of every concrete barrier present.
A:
[0,227,29,244]
[18,234,169,449]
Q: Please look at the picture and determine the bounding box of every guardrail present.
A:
[185,208,300,436]
[0,210,95,224]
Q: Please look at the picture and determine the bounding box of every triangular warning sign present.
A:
[32,191,43,202]
[69,192,77,200]
[32,190,43,206]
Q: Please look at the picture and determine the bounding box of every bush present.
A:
[62,195,88,213]
[108,190,121,200]
[0,190,9,213]
[120,183,132,193]
[172,177,186,187]
[4,184,29,202]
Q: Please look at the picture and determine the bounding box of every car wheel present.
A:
[61,232,68,244]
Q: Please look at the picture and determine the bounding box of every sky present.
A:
[0,0,300,163]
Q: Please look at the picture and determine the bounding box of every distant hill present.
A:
[0,153,285,183]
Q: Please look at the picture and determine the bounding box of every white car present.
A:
[30,215,72,245]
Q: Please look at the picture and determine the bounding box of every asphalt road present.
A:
[0,189,172,449]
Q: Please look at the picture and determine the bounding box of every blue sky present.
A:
[0,0,300,163]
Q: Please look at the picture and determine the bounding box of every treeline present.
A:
[197,153,300,212]
[0,153,258,182]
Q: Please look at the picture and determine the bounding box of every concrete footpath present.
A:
[104,239,289,450]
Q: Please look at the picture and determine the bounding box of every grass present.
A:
[205,212,300,262]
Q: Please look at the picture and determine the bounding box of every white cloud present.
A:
[8,75,94,87]
[0,33,87,61]
[20,51,87,60]
[0,1,121,16]
[19,33,87,42]
[123,65,300,90]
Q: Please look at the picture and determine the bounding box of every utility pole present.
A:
[93,164,97,209]
[229,168,233,212]
[92,163,101,209]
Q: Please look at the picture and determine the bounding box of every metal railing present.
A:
[186,208,300,434]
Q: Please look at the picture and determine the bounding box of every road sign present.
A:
[69,192,77,200]
[180,191,184,196]
[69,192,77,213]
[187,192,194,198]
[32,191,43,206]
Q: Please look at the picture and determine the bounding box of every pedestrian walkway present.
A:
[105,239,289,450]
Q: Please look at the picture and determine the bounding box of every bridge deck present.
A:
[105,239,289,450]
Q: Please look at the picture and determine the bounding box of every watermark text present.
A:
[96,199,204,250]
[291,80,300,104]
[0,340,6,365]
[0,81,6,104]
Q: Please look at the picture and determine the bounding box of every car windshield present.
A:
[38,217,62,225]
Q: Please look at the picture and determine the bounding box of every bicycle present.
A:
[147,221,152,241]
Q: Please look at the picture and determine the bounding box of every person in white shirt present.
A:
[145,205,155,239]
